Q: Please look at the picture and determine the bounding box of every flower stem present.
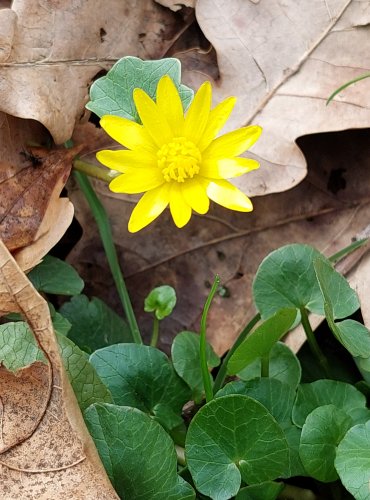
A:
[200,275,220,403]
[150,316,160,347]
[261,354,269,378]
[212,312,261,394]
[300,306,330,377]
[73,158,119,183]
[74,171,142,344]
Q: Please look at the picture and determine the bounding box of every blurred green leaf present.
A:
[144,285,176,320]
[28,255,84,296]
[60,294,131,353]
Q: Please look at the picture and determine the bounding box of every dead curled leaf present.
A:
[0,240,117,498]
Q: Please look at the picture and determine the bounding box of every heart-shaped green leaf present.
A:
[237,341,301,390]
[253,244,359,320]
[171,331,220,402]
[314,258,370,357]
[227,308,297,375]
[28,255,84,296]
[144,285,176,320]
[86,56,194,122]
[90,343,191,430]
[236,481,284,500]
[292,380,366,427]
[335,420,370,500]
[85,404,194,499]
[299,405,352,482]
[60,294,131,353]
[186,395,288,499]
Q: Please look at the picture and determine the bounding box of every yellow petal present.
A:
[109,169,164,194]
[181,178,210,214]
[183,81,212,145]
[202,179,253,212]
[133,88,173,147]
[128,184,170,232]
[200,157,260,179]
[100,115,156,153]
[96,149,156,173]
[156,75,184,136]
[170,183,192,228]
[198,96,236,152]
[203,125,262,159]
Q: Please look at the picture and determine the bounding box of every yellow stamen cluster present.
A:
[157,137,201,183]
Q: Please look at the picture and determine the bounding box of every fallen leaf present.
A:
[0,0,194,144]
[68,127,370,355]
[0,240,118,498]
[0,114,76,271]
[178,0,370,196]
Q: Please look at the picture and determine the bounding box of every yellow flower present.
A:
[97,76,262,232]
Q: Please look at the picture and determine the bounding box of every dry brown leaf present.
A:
[177,0,370,196]
[0,240,118,498]
[0,113,76,271]
[68,126,370,355]
[0,0,193,144]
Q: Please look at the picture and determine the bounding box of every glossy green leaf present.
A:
[314,258,370,357]
[292,380,366,427]
[335,420,370,500]
[60,294,131,353]
[0,321,46,371]
[85,404,194,499]
[227,308,297,375]
[236,482,284,500]
[216,378,295,426]
[90,343,191,430]
[86,56,193,122]
[171,331,220,402]
[216,378,305,478]
[253,244,359,320]
[186,395,289,499]
[144,285,176,320]
[27,255,84,296]
[299,405,352,482]
[57,333,112,412]
[237,341,301,390]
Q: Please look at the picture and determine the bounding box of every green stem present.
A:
[329,238,368,264]
[300,306,330,377]
[150,316,160,347]
[200,275,220,403]
[175,445,186,467]
[213,313,261,394]
[74,171,142,344]
[73,159,119,183]
[261,354,269,377]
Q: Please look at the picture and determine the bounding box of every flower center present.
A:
[157,137,201,183]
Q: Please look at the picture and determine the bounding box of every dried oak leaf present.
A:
[0,239,118,498]
[177,0,370,196]
[0,0,193,144]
